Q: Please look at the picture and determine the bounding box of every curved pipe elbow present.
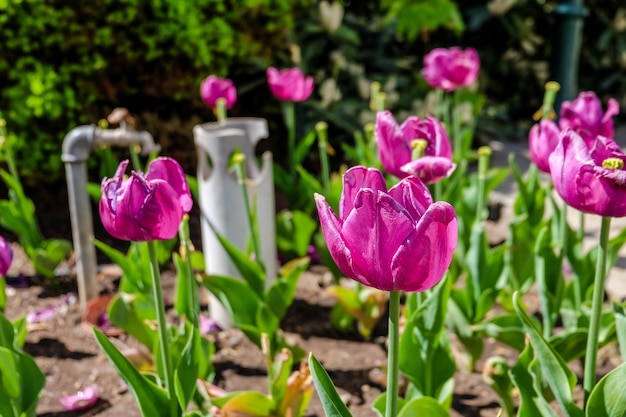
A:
[62,125,98,163]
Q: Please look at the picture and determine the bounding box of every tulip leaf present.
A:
[613,303,626,361]
[293,129,318,166]
[93,328,171,417]
[513,292,584,417]
[265,257,310,321]
[509,341,560,417]
[0,347,20,398]
[107,292,156,350]
[220,391,274,416]
[93,239,146,294]
[309,353,353,417]
[470,313,525,351]
[371,393,407,417]
[209,226,265,297]
[397,396,449,417]
[174,326,199,411]
[173,252,196,323]
[201,274,260,327]
[586,361,626,417]
[534,224,563,335]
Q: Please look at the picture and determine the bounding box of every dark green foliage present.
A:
[0,0,311,183]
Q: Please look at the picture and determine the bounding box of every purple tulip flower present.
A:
[100,157,192,242]
[200,75,237,110]
[266,67,314,102]
[528,119,561,173]
[421,47,480,92]
[375,110,455,183]
[0,235,12,276]
[315,166,458,292]
[559,91,620,147]
[549,129,626,217]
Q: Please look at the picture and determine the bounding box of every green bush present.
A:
[0,0,311,183]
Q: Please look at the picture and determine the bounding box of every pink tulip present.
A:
[549,129,626,217]
[375,110,455,183]
[200,75,237,110]
[421,47,480,92]
[266,67,314,102]
[0,236,12,276]
[559,91,619,147]
[528,119,561,173]
[100,157,192,242]
[315,166,458,292]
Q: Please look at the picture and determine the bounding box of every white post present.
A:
[193,118,276,328]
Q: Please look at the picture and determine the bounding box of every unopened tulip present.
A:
[266,67,314,102]
[315,166,458,292]
[100,157,192,241]
[0,235,12,276]
[559,91,619,147]
[528,119,561,173]
[421,47,480,91]
[549,129,626,217]
[200,75,237,110]
[375,110,455,182]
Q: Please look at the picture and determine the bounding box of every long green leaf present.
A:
[174,326,199,411]
[94,328,171,417]
[309,354,352,417]
[586,362,626,416]
[200,274,260,327]
[397,397,449,417]
[513,292,584,417]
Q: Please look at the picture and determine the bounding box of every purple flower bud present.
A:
[315,166,458,292]
[266,67,314,102]
[421,47,480,92]
[100,157,192,242]
[200,75,237,110]
[375,111,455,183]
[529,119,561,173]
[559,91,620,146]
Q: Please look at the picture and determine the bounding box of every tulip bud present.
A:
[319,1,344,33]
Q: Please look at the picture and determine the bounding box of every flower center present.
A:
[602,158,624,170]
[411,139,428,159]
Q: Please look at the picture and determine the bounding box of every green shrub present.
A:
[0,0,311,183]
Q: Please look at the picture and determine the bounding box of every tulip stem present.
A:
[283,101,296,173]
[147,240,178,417]
[385,290,400,417]
[316,121,331,194]
[583,216,611,405]
[232,151,264,272]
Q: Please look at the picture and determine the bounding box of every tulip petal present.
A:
[340,166,387,219]
[400,156,457,183]
[135,178,184,240]
[59,386,99,411]
[375,111,411,178]
[146,157,193,213]
[388,176,433,220]
[315,193,355,279]
[391,202,458,292]
[341,189,414,290]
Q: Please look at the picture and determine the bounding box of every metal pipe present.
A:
[62,125,159,309]
[551,0,588,112]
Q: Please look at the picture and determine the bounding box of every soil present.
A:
[3,135,626,417]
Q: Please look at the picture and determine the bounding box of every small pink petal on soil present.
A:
[59,386,99,411]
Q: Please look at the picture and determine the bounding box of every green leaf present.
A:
[309,353,352,417]
[613,302,626,361]
[397,396,449,417]
[107,293,156,350]
[371,393,407,417]
[220,391,274,416]
[94,239,146,294]
[173,252,195,322]
[0,347,20,398]
[586,361,626,416]
[174,326,199,411]
[265,257,309,321]
[513,292,584,417]
[200,274,260,327]
[209,227,265,296]
[93,328,171,417]
[509,342,560,417]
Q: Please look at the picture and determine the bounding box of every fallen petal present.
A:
[26,305,58,324]
[59,386,99,411]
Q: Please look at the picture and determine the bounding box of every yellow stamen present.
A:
[602,158,624,170]
[411,139,428,159]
